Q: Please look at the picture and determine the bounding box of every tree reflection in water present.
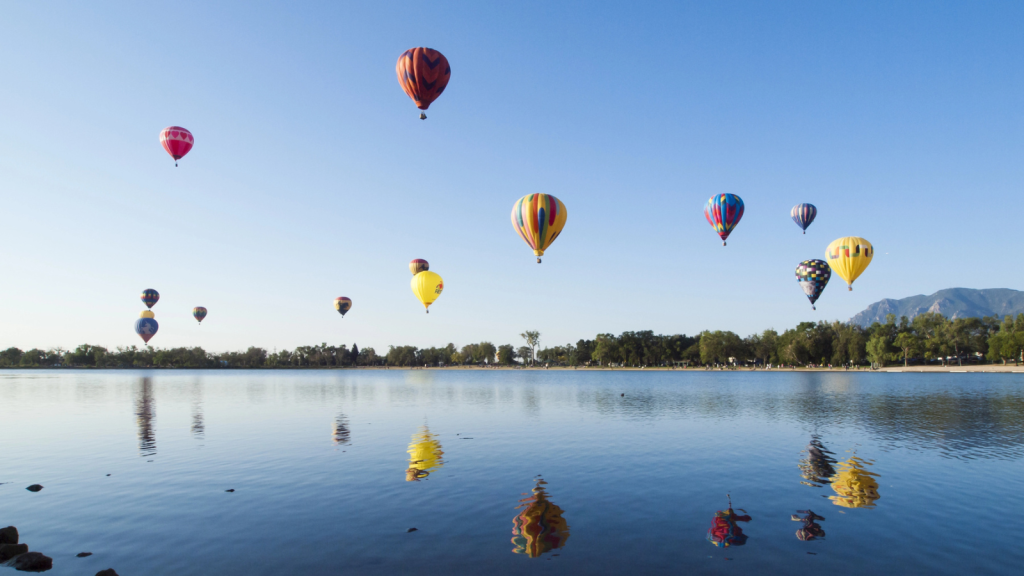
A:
[134,377,155,457]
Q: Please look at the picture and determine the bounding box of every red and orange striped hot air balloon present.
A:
[396,48,450,119]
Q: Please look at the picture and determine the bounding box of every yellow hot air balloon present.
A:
[511,194,568,263]
[406,425,444,481]
[140,310,155,319]
[826,237,873,291]
[411,270,444,313]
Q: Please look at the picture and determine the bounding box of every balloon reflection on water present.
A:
[333,414,350,446]
[406,426,444,481]
[799,436,837,487]
[511,478,570,558]
[707,496,752,548]
[829,456,881,509]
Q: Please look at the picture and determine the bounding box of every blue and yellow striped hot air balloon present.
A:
[141,289,160,309]
[511,194,568,263]
[704,194,744,246]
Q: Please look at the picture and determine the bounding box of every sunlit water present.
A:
[2,369,1023,575]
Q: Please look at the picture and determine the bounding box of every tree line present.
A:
[1,313,1022,369]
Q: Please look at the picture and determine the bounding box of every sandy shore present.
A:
[373,365,1024,373]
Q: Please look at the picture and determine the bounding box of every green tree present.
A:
[520,331,540,365]
[496,344,517,365]
[893,332,919,367]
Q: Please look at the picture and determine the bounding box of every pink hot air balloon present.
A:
[160,126,194,167]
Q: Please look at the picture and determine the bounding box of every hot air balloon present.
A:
[829,456,880,509]
[396,48,450,120]
[511,194,568,263]
[334,297,352,317]
[135,313,159,344]
[512,478,570,558]
[795,259,831,310]
[409,259,429,276]
[406,426,444,481]
[826,237,873,291]
[707,495,752,547]
[159,126,194,167]
[791,203,817,234]
[141,289,160,309]
[411,271,443,313]
[704,194,744,246]
[193,307,207,324]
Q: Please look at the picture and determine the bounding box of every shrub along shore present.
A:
[2,313,1023,370]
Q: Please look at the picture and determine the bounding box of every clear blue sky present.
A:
[1,1,1022,353]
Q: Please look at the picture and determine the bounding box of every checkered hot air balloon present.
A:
[396,48,450,120]
[704,194,744,246]
[159,126,194,167]
[795,259,831,310]
[141,289,159,309]
[791,203,817,234]
[193,307,207,324]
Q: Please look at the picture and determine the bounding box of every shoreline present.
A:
[2,365,1021,373]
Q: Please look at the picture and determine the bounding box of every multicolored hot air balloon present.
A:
[829,456,880,509]
[704,194,744,246]
[826,237,873,291]
[512,478,570,558]
[511,194,568,263]
[411,271,443,313]
[791,203,817,234]
[707,496,752,547]
[159,126,194,167]
[795,259,831,310]
[141,289,159,309]
[409,259,429,276]
[193,307,207,324]
[334,297,352,317]
[406,426,444,482]
[135,312,159,344]
[396,48,450,120]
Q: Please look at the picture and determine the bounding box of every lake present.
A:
[1,369,1022,575]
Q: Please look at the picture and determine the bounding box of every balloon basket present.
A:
[419,113,427,120]
[537,258,542,264]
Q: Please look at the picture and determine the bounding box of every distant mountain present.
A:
[850,288,1024,327]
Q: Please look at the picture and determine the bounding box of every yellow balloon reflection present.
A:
[829,456,881,509]
[406,426,444,482]
[511,478,570,558]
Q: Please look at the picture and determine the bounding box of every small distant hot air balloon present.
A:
[791,203,817,234]
[396,48,450,120]
[141,289,160,309]
[826,237,873,291]
[193,307,207,324]
[512,478,570,558]
[334,297,352,318]
[704,194,744,246]
[159,126,194,167]
[411,271,443,313]
[511,194,568,263]
[795,259,831,310]
[135,312,159,344]
[409,259,429,276]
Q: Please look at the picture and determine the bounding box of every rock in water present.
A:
[96,570,119,576]
[407,528,418,533]
[0,543,29,561]
[12,551,53,571]
[225,489,235,493]
[0,526,17,544]
[76,552,93,558]
[25,485,43,493]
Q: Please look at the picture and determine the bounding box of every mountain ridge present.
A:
[850,288,1024,327]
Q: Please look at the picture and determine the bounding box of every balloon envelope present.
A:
[409,259,429,276]
[791,203,817,233]
[795,259,831,309]
[396,48,450,111]
[704,194,744,245]
[139,310,155,319]
[141,289,159,309]
[135,317,158,344]
[826,237,873,290]
[511,194,567,262]
[411,271,443,312]
[193,307,207,324]
[334,297,352,317]
[159,126,194,165]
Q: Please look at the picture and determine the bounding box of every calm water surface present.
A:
[2,369,1023,575]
